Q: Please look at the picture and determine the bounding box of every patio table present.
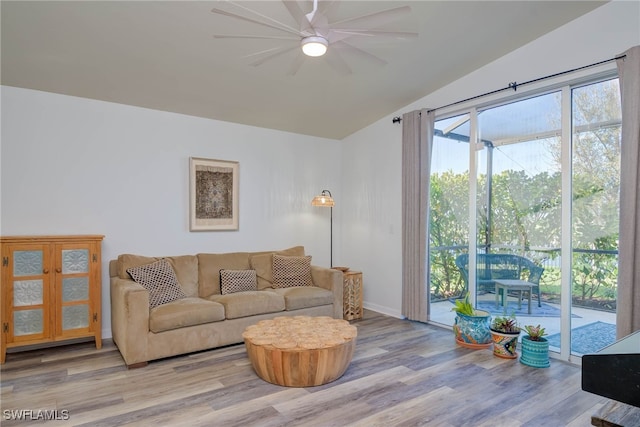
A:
[494,279,534,314]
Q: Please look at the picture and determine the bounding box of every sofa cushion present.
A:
[207,291,285,319]
[149,297,225,333]
[118,254,157,279]
[272,255,313,288]
[117,254,199,297]
[249,246,306,290]
[197,252,251,298]
[220,269,257,294]
[165,255,199,297]
[127,259,187,309]
[271,286,334,311]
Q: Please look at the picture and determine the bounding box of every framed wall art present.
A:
[189,157,239,231]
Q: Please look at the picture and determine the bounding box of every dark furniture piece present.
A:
[582,330,640,408]
[455,253,544,306]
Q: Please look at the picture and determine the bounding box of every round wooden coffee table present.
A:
[243,316,357,387]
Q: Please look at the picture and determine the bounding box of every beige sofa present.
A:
[109,246,343,368]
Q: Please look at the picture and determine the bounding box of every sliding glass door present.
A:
[428,77,620,359]
[475,92,563,349]
[569,79,620,355]
[428,114,470,322]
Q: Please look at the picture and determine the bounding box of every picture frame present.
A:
[189,157,239,231]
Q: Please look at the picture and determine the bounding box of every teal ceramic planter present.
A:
[453,311,492,349]
[520,335,550,368]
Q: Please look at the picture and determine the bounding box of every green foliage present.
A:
[430,171,470,299]
[573,249,618,303]
[451,293,476,316]
[523,324,547,341]
[491,314,520,333]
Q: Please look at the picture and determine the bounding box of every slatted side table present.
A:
[343,271,363,321]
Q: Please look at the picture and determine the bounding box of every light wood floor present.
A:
[1,310,606,427]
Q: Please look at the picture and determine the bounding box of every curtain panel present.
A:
[401,109,435,322]
[616,45,640,338]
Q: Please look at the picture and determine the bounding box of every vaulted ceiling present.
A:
[1,1,607,139]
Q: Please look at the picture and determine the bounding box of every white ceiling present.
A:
[1,1,607,139]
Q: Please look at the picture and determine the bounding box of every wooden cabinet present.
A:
[343,271,363,321]
[1,235,104,363]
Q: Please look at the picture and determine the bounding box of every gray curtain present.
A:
[402,109,435,322]
[616,45,640,338]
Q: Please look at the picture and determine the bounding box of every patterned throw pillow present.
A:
[220,269,257,294]
[127,259,187,309]
[272,255,313,288]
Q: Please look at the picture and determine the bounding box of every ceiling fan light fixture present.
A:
[301,36,328,57]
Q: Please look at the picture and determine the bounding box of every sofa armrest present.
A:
[311,266,343,319]
[110,276,150,367]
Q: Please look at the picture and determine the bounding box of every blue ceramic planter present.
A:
[520,336,550,368]
[453,311,492,349]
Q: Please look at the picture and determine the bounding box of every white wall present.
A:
[1,87,341,338]
[341,0,640,318]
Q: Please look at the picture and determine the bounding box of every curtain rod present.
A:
[391,54,626,124]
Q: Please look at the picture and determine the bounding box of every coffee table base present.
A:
[244,338,356,387]
[243,316,357,387]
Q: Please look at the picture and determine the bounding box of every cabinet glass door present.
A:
[56,245,93,334]
[7,245,51,342]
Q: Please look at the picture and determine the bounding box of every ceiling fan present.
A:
[211,0,417,75]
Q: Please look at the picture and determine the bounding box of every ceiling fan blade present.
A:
[331,6,411,30]
[225,1,303,35]
[281,1,309,27]
[316,0,339,15]
[249,45,299,67]
[333,41,387,67]
[325,49,352,75]
[331,30,418,39]
[213,34,299,41]
[211,7,300,37]
[287,52,306,76]
[241,46,286,60]
[329,29,418,43]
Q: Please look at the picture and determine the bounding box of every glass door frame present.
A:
[432,70,619,364]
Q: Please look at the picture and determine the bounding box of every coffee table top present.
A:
[242,316,357,350]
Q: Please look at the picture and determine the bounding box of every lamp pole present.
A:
[311,189,335,268]
[329,204,333,267]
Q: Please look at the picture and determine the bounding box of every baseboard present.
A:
[363,301,403,319]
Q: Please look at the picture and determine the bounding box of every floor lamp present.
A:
[311,190,335,267]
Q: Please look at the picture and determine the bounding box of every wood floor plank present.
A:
[0,310,607,426]
[349,386,459,427]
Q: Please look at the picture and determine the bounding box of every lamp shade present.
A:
[311,190,335,207]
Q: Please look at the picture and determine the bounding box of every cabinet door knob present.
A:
[43,268,49,274]
[56,268,62,273]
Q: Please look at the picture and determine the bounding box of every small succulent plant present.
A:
[491,314,520,333]
[523,324,547,341]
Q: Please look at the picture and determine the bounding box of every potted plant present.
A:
[451,293,492,349]
[490,314,520,359]
[520,324,550,368]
